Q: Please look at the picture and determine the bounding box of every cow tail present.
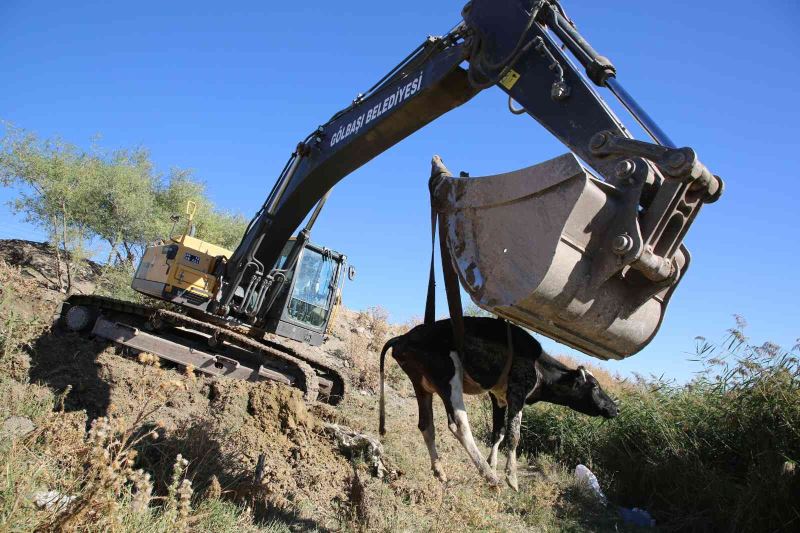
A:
[379,336,400,436]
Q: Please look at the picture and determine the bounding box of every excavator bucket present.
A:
[430,152,718,360]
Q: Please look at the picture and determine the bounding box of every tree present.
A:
[79,146,157,265]
[464,303,495,318]
[152,170,246,251]
[0,124,92,291]
[1,123,248,296]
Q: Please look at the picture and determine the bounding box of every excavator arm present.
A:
[217,34,478,316]
[215,0,723,360]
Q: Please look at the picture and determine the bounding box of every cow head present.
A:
[546,366,619,419]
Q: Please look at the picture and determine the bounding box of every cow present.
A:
[379,317,618,490]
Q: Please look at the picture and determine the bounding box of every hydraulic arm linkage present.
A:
[213,0,722,359]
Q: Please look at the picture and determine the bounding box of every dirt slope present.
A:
[0,239,634,532]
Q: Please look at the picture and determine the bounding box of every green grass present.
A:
[517,320,800,532]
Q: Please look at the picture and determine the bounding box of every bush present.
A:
[94,264,142,302]
[344,307,393,392]
[519,320,800,531]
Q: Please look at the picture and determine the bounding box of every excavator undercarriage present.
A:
[61,295,347,404]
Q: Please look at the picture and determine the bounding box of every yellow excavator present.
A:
[60,0,723,404]
[131,200,347,344]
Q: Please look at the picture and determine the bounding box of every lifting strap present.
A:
[426,157,515,368]
[424,203,437,326]
[426,164,465,357]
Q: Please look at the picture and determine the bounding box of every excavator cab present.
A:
[132,201,350,346]
[261,241,348,345]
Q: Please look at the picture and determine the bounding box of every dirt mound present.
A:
[0,239,371,526]
[249,382,314,432]
[160,379,352,521]
[0,239,101,295]
[17,326,355,524]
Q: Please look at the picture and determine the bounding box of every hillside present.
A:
[0,239,632,532]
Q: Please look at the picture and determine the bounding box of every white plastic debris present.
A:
[574,464,656,528]
[33,490,75,510]
[575,464,606,502]
[323,423,389,478]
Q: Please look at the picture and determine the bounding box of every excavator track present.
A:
[61,295,347,405]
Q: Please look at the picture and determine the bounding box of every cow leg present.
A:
[414,384,447,481]
[444,351,499,486]
[487,392,506,473]
[504,395,524,492]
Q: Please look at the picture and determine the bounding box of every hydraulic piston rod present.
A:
[542,2,675,147]
[605,77,675,148]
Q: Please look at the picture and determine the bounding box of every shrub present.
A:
[519,320,800,532]
[94,264,144,303]
[344,306,394,392]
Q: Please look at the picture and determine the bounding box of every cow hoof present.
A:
[486,472,501,487]
[433,466,448,483]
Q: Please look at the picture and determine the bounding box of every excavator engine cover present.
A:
[431,152,703,360]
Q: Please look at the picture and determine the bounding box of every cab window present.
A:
[287,249,336,328]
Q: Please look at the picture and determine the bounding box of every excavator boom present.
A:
[212,0,723,360]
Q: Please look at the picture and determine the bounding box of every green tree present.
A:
[152,170,246,251]
[1,123,248,297]
[464,303,494,318]
[80,146,157,265]
[0,124,93,292]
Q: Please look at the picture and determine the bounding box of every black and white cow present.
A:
[379,317,618,490]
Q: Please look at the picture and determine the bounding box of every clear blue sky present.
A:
[2,0,798,382]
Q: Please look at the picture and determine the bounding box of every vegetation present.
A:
[0,123,247,293]
[0,376,268,532]
[516,318,800,532]
[2,123,797,531]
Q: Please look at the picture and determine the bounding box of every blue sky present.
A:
[2,0,798,382]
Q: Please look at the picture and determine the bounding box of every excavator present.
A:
[60,0,723,405]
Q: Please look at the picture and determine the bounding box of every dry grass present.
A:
[0,261,52,381]
[0,376,263,532]
[1,258,644,532]
[334,375,634,532]
[343,306,400,392]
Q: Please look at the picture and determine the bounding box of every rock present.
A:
[2,416,35,440]
[323,423,389,478]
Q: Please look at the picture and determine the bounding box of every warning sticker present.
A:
[499,69,521,90]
